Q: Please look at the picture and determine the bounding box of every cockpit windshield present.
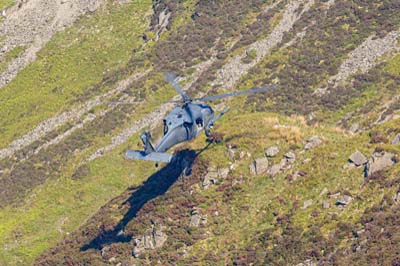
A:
[163,120,168,135]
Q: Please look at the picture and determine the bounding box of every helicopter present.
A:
[125,73,275,164]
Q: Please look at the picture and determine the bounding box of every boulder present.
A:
[250,158,269,176]
[319,187,329,197]
[393,190,400,203]
[101,246,111,258]
[189,209,207,227]
[365,152,397,177]
[322,201,330,209]
[301,199,313,209]
[304,135,322,150]
[284,151,296,164]
[218,168,230,179]
[202,171,218,189]
[349,123,359,134]
[392,134,400,145]
[335,195,353,206]
[328,192,341,199]
[265,146,280,157]
[268,163,283,177]
[202,167,230,189]
[190,209,201,227]
[132,223,167,258]
[227,145,238,161]
[349,150,368,166]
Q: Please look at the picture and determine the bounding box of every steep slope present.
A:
[34,112,400,265]
[0,0,399,265]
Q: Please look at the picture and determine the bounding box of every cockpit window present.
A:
[196,118,203,127]
[163,120,168,135]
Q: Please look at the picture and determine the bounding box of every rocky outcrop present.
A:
[268,161,285,177]
[250,158,269,176]
[365,152,398,177]
[189,208,207,227]
[392,134,400,145]
[301,199,313,209]
[268,151,297,177]
[265,146,280,157]
[314,29,400,95]
[335,195,353,207]
[284,151,296,164]
[212,0,315,90]
[202,167,229,189]
[332,30,400,87]
[132,223,168,258]
[349,150,368,167]
[304,136,322,150]
[0,0,106,87]
[0,71,148,161]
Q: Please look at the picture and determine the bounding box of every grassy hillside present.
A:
[0,0,399,265]
[0,0,14,10]
[0,0,152,148]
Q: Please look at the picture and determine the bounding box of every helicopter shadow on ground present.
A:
[81,144,211,251]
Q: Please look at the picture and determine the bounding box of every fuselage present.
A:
[155,102,214,152]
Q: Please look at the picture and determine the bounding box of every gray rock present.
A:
[268,163,283,177]
[365,152,397,177]
[101,246,111,258]
[250,158,269,176]
[392,134,400,145]
[265,146,280,157]
[132,224,167,258]
[349,150,368,166]
[190,210,201,227]
[296,259,316,266]
[304,135,322,150]
[322,201,330,209]
[349,123,359,134]
[227,146,236,161]
[319,187,329,197]
[189,209,207,227]
[284,151,296,164]
[202,167,230,189]
[218,168,230,179]
[329,192,341,199]
[393,190,400,203]
[301,199,313,209]
[202,171,218,189]
[336,195,353,206]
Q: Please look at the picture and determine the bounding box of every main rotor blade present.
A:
[196,86,276,102]
[164,73,190,102]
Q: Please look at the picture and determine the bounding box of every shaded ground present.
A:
[35,147,209,265]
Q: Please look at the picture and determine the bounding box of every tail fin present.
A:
[141,132,155,155]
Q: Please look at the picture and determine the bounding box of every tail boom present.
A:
[125,150,173,163]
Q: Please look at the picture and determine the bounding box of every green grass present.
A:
[0,46,26,73]
[0,70,178,265]
[0,0,152,149]
[385,53,400,76]
[184,109,400,264]
[0,126,159,265]
[0,0,14,10]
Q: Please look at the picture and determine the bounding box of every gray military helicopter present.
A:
[125,73,275,164]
